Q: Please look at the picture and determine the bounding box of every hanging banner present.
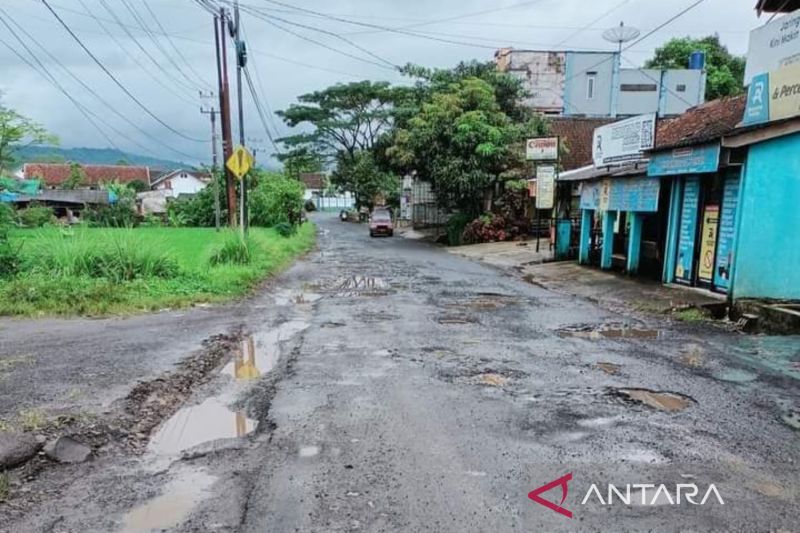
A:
[744,8,800,85]
[698,205,720,284]
[526,137,559,161]
[592,113,656,166]
[675,177,700,284]
[535,165,556,209]
[578,177,659,212]
[714,175,740,291]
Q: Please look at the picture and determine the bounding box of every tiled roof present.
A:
[549,117,616,170]
[23,163,150,187]
[299,172,327,190]
[654,95,746,151]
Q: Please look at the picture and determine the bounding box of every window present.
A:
[676,84,687,92]
[620,83,658,92]
[586,72,597,100]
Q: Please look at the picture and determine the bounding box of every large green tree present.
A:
[387,77,548,215]
[645,35,745,100]
[0,102,57,177]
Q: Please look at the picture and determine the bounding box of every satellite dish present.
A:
[602,22,641,53]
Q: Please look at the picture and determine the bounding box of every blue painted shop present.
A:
[651,92,800,301]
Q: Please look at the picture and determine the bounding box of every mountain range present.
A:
[15,146,190,170]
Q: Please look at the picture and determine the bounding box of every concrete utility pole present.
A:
[215,9,237,226]
[232,0,249,234]
[200,95,221,231]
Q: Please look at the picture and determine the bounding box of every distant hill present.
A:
[14,146,190,170]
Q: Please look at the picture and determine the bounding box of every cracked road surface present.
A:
[2,213,798,532]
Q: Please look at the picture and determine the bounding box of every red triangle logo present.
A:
[528,472,573,519]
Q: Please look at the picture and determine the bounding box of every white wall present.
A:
[154,172,207,197]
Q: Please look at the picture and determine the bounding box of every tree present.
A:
[0,101,57,177]
[128,180,148,193]
[248,170,305,227]
[645,35,745,100]
[277,80,398,165]
[334,150,399,209]
[387,77,548,215]
[63,163,85,190]
[278,148,323,181]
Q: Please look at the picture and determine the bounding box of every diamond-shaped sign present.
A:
[226,145,254,179]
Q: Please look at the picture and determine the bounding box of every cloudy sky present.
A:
[0,0,766,166]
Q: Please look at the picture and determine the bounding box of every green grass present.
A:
[0,472,9,502]
[1,224,316,316]
[674,307,709,322]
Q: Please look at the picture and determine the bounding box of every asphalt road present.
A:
[2,213,798,532]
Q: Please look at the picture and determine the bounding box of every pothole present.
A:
[610,388,695,412]
[222,320,309,378]
[437,314,478,325]
[120,467,216,533]
[273,288,322,306]
[558,324,661,340]
[147,395,257,456]
[443,293,519,311]
[320,276,394,297]
[595,362,622,375]
[712,368,759,383]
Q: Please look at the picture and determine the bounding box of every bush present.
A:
[461,213,509,244]
[304,199,317,212]
[0,203,15,227]
[167,175,226,227]
[445,213,471,246]
[30,232,179,282]
[274,222,296,237]
[209,233,252,265]
[84,202,137,227]
[0,227,22,278]
[17,204,54,227]
[249,172,305,227]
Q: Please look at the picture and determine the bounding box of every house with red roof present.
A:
[23,163,151,189]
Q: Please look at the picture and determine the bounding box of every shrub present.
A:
[249,172,305,227]
[445,212,471,246]
[0,227,22,278]
[209,233,252,266]
[17,204,54,227]
[461,213,509,244]
[304,199,317,212]
[167,175,226,227]
[84,202,137,227]
[30,232,179,282]
[0,203,15,227]
[274,222,295,237]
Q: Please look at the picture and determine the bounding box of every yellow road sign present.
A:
[226,145,254,179]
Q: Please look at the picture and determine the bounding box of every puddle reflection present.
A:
[223,320,309,379]
[148,396,256,456]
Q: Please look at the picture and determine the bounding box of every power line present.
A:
[139,0,214,88]
[236,5,399,69]
[0,5,207,161]
[41,0,207,143]
[95,0,199,94]
[556,0,634,46]
[117,0,209,90]
[239,22,283,141]
[75,0,198,106]
[243,66,281,154]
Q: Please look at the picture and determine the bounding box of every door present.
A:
[674,177,700,284]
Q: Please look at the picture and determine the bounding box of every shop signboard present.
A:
[535,165,556,209]
[744,8,800,85]
[675,177,700,284]
[648,143,721,176]
[714,175,740,290]
[743,63,800,125]
[526,137,559,161]
[698,205,720,284]
[579,177,659,212]
[592,114,656,167]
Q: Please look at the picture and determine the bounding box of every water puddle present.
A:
[712,368,759,383]
[595,362,622,375]
[222,320,309,378]
[611,388,695,412]
[720,336,800,381]
[445,293,518,311]
[558,325,661,340]
[777,399,800,431]
[477,373,508,387]
[120,467,216,532]
[274,288,322,306]
[148,394,257,456]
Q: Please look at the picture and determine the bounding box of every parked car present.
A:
[369,208,393,237]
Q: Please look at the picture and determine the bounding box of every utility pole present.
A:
[200,93,221,231]
[232,0,249,234]
[215,9,236,226]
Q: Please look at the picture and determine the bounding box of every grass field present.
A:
[1,224,316,316]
